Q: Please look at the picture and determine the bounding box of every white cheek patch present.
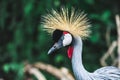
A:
[63,34,72,46]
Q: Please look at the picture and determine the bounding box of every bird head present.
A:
[48,29,73,58]
[41,7,91,59]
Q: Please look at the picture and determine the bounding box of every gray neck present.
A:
[72,36,92,80]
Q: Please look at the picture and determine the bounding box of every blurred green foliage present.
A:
[0,0,119,80]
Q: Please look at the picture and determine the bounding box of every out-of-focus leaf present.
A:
[14,28,23,45]
[101,10,111,23]
[3,64,10,73]
[90,14,100,20]
[54,0,60,7]
[90,33,100,43]
[55,54,64,63]
[3,63,24,74]
[15,63,24,80]
[7,43,17,61]
[85,0,94,5]
[24,2,33,16]
[0,1,8,29]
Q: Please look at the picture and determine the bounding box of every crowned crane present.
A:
[41,7,120,80]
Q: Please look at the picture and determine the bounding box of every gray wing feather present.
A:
[93,66,120,80]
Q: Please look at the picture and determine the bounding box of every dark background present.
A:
[0,0,120,80]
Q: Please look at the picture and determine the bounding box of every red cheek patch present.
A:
[67,46,74,59]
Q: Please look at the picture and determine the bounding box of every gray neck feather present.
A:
[72,36,93,80]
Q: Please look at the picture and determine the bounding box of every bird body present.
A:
[42,7,120,80]
[72,36,120,80]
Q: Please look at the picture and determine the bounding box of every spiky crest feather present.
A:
[41,7,91,39]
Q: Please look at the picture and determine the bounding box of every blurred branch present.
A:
[116,15,120,68]
[100,14,120,67]
[105,26,116,60]
[60,67,75,80]
[33,62,75,80]
[100,41,117,66]
[24,62,75,80]
[105,26,111,47]
[24,64,46,80]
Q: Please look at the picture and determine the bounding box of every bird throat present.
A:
[67,46,74,59]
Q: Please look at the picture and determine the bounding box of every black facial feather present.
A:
[52,30,63,42]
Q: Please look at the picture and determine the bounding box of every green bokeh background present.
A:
[0,0,120,80]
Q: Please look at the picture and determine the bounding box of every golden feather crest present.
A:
[41,7,91,39]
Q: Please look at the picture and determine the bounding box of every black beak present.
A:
[48,40,63,54]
